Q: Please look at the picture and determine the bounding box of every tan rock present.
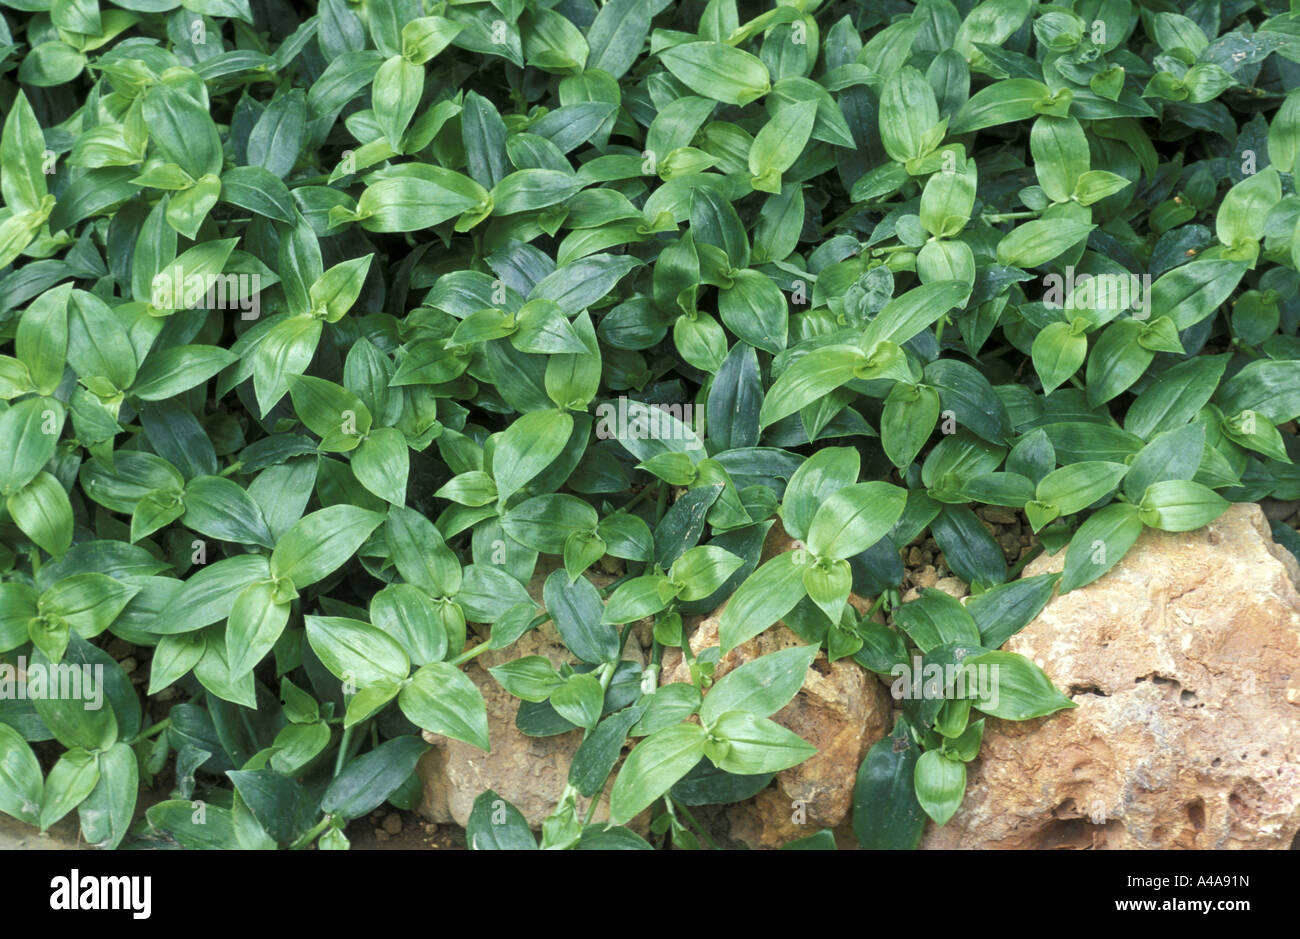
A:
[913,565,939,589]
[661,612,892,849]
[933,576,968,599]
[921,503,1300,849]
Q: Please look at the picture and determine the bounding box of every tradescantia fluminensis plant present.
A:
[2,0,1300,851]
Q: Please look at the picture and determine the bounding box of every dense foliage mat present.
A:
[1,0,1300,850]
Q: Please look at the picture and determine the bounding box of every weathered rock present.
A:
[921,503,1300,849]
[417,562,645,831]
[661,612,892,849]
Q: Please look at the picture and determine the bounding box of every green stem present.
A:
[623,482,660,514]
[861,592,889,623]
[290,816,333,850]
[448,638,495,668]
[982,210,1039,223]
[582,781,606,826]
[334,725,356,777]
[819,203,864,236]
[132,718,171,743]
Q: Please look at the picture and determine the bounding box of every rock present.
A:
[661,611,892,849]
[933,577,968,599]
[921,503,1300,850]
[382,813,402,836]
[1261,498,1300,522]
[417,560,646,831]
[979,506,1020,526]
[913,565,939,589]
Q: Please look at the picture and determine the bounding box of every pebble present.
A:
[980,506,1019,526]
[383,813,402,836]
[934,577,968,599]
[913,565,938,589]
[374,830,389,842]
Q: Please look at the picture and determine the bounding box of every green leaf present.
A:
[805,482,907,559]
[304,614,410,686]
[40,747,100,832]
[371,583,448,666]
[1061,502,1143,592]
[718,550,807,653]
[759,346,863,427]
[852,719,926,849]
[609,722,707,824]
[668,545,743,601]
[7,471,73,557]
[749,99,816,192]
[373,55,424,149]
[996,220,1095,268]
[1149,260,1246,331]
[78,741,137,849]
[700,643,818,727]
[15,284,69,396]
[1138,479,1229,532]
[543,569,620,664]
[601,573,674,625]
[225,581,291,678]
[965,650,1076,720]
[322,735,429,820]
[142,84,223,180]
[705,710,816,774]
[385,505,462,597]
[892,589,981,654]
[493,409,574,500]
[0,396,64,496]
[398,662,490,751]
[352,427,409,505]
[879,66,941,163]
[467,789,537,849]
[1031,321,1087,395]
[659,41,770,106]
[550,672,604,730]
[1,92,48,215]
[914,749,966,826]
[488,655,565,703]
[270,504,383,589]
[182,475,274,547]
[0,723,42,826]
[288,375,372,452]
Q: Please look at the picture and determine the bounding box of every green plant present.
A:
[1,0,1299,851]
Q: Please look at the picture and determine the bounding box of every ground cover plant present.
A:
[1,0,1300,851]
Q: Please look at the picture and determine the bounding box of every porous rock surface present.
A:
[921,502,1300,849]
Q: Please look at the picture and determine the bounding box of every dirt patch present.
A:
[346,810,466,850]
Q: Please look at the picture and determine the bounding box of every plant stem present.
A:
[982,210,1039,223]
[133,718,171,742]
[334,725,355,777]
[290,816,332,850]
[623,482,660,513]
[819,203,865,235]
